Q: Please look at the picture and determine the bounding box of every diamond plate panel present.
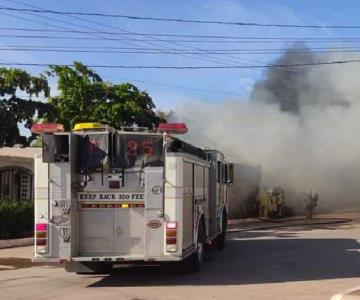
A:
[144,167,163,209]
[49,163,71,258]
[145,167,164,257]
[145,210,164,257]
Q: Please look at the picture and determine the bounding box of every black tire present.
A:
[215,211,227,251]
[184,220,205,272]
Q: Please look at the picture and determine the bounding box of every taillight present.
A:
[166,222,177,229]
[166,222,177,252]
[35,223,48,253]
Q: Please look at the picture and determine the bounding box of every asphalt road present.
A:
[1,217,360,300]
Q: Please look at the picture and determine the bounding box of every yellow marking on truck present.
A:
[80,203,144,209]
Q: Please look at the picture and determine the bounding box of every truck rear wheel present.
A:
[215,211,227,251]
[184,221,205,272]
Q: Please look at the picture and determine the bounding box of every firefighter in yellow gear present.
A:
[257,187,271,218]
[257,186,286,218]
[271,186,285,218]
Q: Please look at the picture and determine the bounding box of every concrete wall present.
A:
[0,157,34,172]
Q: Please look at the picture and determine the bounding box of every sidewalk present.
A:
[0,237,33,249]
[332,286,360,300]
[0,246,60,270]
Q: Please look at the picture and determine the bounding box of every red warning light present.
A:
[31,123,64,134]
[158,123,188,134]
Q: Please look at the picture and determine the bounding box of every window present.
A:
[0,167,33,201]
[217,161,222,183]
[77,133,108,172]
[112,134,163,169]
[228,163,234,184]
[42,134,69,163]
[224,164,229,183]
[222,163,226,183]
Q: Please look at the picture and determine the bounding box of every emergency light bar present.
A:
[158,123,188,134]
[73,122,105,131]
[31,123,64,134]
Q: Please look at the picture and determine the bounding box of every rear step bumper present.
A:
[71,255,183,262]
[33,256,182,264]
[33,246,195,263]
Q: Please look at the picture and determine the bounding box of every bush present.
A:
[0,200,34,239]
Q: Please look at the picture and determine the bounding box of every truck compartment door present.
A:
[79,206,114,256]
[113,207,145,255]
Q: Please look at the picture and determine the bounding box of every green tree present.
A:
[0,68,54,147]
[46,62,165,130]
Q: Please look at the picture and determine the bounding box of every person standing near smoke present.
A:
[304,188,318,219]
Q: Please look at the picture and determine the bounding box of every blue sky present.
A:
[0,0,359,110]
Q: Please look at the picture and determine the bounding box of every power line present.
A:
[0,2,240,68]
[3,45,360,51]
[36,1,259,69]
[1,26,360,41]
[0,6,360,29]
[0,2,172,50]
[1,47,360,55]
[2,32,360,44]
[1,59,360,69]
[0,1,322,78]
[0,1,352,76]
[0,1,303,76]
[101,75,245,97]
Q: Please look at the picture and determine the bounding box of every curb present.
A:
[0,238,33,249]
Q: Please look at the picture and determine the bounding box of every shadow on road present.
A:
[228,218,353,233]
[89,236,360,287]
[267,221,355,233]
[231,230,299,239]
[233,222,354,239]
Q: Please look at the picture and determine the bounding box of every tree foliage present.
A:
[0,68,54,147]
[0,62,165,147]
[46,62,164,130]
[0,200,34,238]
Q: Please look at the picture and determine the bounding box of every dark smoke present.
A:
[251,43,349,114]
[175,44,360,214]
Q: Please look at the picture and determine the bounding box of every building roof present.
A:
[0,147,41,159]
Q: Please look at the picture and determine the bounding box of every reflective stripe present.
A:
[80,203,144,209]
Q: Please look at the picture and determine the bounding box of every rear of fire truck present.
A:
[33,122,231,273]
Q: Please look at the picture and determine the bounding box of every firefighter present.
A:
[257,187,271,218]
[272,186,285,218]
[304,188,318,219]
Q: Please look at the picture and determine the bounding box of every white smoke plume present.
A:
[174,46,360,213]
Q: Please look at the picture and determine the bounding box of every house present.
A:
[0,147,41,202]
